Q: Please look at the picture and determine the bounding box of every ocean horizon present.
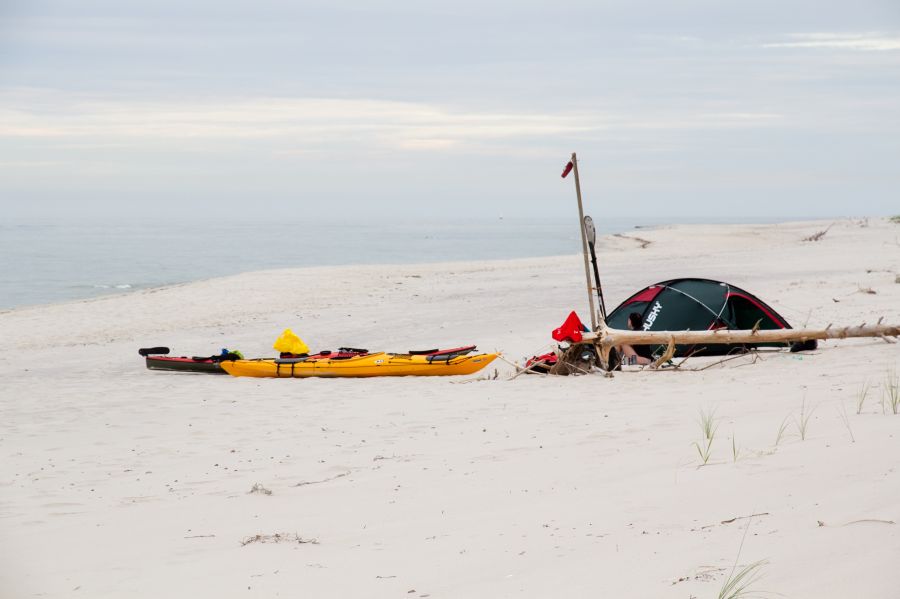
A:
[1,214,825,310]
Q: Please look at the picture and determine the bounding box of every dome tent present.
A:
[605,278,797,357]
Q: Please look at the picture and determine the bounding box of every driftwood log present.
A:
[549,344,595,376]
[582,323,900,367]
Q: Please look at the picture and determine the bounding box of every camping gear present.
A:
[524,352,559,374]
[604,278,795,357]
[220,346,498,378]
[273,328,310,355]
[139,347,243,374]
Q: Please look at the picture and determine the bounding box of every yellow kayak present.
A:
[220,351,498,378]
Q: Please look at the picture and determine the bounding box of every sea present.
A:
[0,216,799,311]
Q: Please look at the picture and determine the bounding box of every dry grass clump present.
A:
[241,532,318,546]
[802,224,832,242]
[249,483,272,495]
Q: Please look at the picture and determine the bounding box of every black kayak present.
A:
[139,347,236,373]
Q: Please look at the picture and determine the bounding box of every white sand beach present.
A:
[1,218,898,598]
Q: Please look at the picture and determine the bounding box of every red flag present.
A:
[561,161,574,178]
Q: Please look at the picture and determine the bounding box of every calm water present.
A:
[0,216,790,310]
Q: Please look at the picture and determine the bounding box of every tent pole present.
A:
[571,153,598,331]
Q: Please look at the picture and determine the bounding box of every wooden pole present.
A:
[571,152,598,331]
[584,323,900,363]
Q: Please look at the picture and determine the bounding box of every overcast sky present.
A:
[1,0,898,219]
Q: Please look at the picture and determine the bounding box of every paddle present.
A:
[583,216,607,321]
[138,346,170,356]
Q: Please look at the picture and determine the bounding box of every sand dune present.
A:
[1,218,898,598]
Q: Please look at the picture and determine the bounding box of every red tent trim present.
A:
[725,292,787,329]
[623,285,663,305]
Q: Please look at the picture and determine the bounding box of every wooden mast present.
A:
[570,152,598,331]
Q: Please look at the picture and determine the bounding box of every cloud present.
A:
[763,32,900,51]
[0,88,784,157]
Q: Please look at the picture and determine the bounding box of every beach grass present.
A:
[694,437,714,465]
[718,515,768,599]
[885,369,899,414]
[856,380,870,414]
[699,407,718,440]
[693,407,718,465]
[718,559,768,599]
[796,397,814,441]
[774,414,792,446]
[838,403,855,443]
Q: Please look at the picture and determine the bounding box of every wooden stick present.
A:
[583,323,900,363]
[720,512,770,525]
[671,347,701,370]
[696,352,759,371]
[509,359,547,380]
[495,354,524,370]
[570,152,598,331]
[650,337,676,369]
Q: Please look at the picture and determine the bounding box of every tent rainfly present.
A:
[605,278,797,357]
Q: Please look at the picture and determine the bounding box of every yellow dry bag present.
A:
[273,328,310,355]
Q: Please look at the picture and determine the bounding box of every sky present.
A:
[1,0,898,219]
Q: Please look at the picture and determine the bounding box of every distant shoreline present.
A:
[0,216,863,311]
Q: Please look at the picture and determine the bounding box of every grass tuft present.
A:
[856,380,870,414]
[718,560,768,599]
[838,403,855,443]
[699,407,718,440]
[718,515,768,599]
[883,369,900,415]
[694,437,713,465]
[693,408,718,465]
[774,414,792,446]
[795,397,815,441]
